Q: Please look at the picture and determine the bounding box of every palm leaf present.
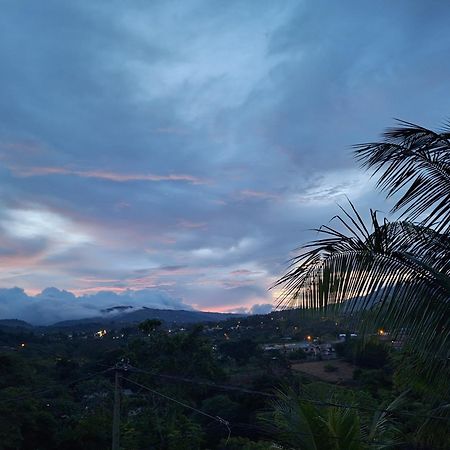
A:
[268,387,323,450]
[274,204,450,369]
[322,406,362,450]
[364,391,406,449]
[354,120,450,233]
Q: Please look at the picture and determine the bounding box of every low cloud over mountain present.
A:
[0,287,193,325]
[0,287,273,325]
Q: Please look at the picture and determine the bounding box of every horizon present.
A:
[0,286,271,325]
[1,1,450,319]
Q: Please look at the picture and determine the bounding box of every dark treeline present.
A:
[0,311,447,449]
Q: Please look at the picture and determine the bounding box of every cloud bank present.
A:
[0,287,192,325]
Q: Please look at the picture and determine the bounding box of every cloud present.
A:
[248,303,273,315]
[0,287,193,325]
[237,190,280,201]
[11,166,208,185]
[226,303,273,315]
[0,208,90,247]
[0,0,449,318]
[177,220,208,229]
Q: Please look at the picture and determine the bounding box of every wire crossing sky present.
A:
[0,0,449,321]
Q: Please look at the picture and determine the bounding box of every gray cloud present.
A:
[0,287,192,325]
[248,303,273,315]
[0,1,449,315]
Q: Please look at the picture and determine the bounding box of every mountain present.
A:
[0,319,34,329]
[48,307,245,329]
[100,305,134,313]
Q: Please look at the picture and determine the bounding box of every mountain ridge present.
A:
[0,307,245,329]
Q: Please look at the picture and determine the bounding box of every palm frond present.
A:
[323,406,362,450]
[267,386,403,449]
[274,205,450,367]
[269,387,323,450]
[364,391,407,449]
[354,120,450,232]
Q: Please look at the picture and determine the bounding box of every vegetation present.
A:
[275,119,450,447]
[267,386,405,450]
[276,121,449,368]
[0,120,448,448]
[0,304,448,449]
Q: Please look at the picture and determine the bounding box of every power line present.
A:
[122,376,396,448]
[130,366,275,398]
[0,367,114,404]
[121,376,231,444]
[128,365,450,422]
[2,360,446,448]
[2,359,448,424]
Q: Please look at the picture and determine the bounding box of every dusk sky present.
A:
[1,1,449,322]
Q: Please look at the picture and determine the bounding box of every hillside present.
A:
[48,307,245,329]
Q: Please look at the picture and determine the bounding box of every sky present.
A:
[0,0,449,323]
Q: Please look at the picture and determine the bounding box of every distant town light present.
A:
[20,343,26,347]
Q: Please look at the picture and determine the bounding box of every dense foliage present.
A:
[0,309,447,449]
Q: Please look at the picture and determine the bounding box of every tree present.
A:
[138,319,162,334]
[275,120,450,379]
[219,339,260,365]
[266,387,403,450]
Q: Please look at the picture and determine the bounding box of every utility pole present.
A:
[112,359,129,450]
[112,366,121,450]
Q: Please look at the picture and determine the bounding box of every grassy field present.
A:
[291,359,356,383]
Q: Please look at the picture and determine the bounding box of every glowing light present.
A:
[20,343,26,347]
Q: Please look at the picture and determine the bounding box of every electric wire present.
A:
[121,376,231,444]
[2,360,446,448]
[121,375,393,448]
[128,365,450,422]
[0,367,114,404]
[130,366,275,397]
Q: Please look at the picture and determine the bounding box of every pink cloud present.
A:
[76,277,123,284]
[238,189,279,201]
[229,269,262,276]
[202,297,273,314]
[0,140,45,156]
[11,166,209,185]
[126,277,177,289]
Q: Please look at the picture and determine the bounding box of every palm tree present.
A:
[355,120,450,233]
[267,387,403,449]
[275,120,450,375]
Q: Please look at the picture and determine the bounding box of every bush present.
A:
[288,348,307,360]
